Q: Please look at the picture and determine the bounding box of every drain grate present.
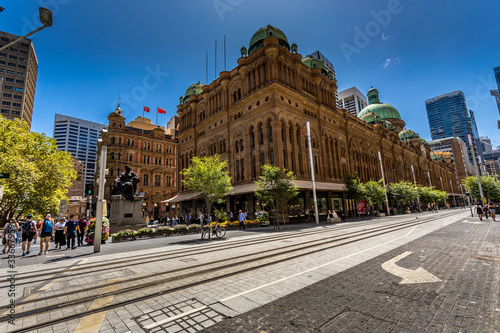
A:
[376,282,438,305]
[134,298,225,333]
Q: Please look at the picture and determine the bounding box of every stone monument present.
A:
[109,165,145,233]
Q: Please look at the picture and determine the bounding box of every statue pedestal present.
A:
[109,195,145,234]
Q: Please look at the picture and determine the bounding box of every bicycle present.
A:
[201,223,226,239]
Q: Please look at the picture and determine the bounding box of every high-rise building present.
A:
[425,91,480,166]
[338,87,368,117]
[53,114,106,189]
[0,31,38,128]
[67,158,85,197]
[492,66,500,118]
[479,136,493,153]
[484,160,500,180]
[495,66,500,91]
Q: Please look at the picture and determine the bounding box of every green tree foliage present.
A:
[0,117,76,224]
[388,181,418,205]
[181,154,232,220]
[254,164,299,226]
[433,189,449,203]
[463,175,500,202]
[362,180,386,207]
[417,186,435,204]
[345,173,365,201]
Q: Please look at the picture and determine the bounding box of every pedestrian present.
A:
[338,207,345,222]
[489,203,496,221]
[2,218,19,254]
[172,216,178,227]
[305,207,310,221]
[15,222,22,245]
[39,215,54,255]
[229,211,234,222]
[327,210,333,223]
[21,214,36,256]
[54,218,66,250]
[476,204,484,221]
[238,210,246,230]
[77,215,87,246]
[484,203,489,220]
[34,218,42,244]
[65,215,79,250]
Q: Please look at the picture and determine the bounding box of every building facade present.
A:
[173,25,457,219]
[338,87,368,117]
[98,106,177,220]
[53,114,106,189]
[0,31,38,128]
[484,160,500,180]
[67,158,85,197]
[425,91,481,168]
[427,137,472,184]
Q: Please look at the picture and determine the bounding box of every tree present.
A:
[463,175,500,202]
[362,180,386,208]
[388,181,418,206]
[417,186,435,205]
[181,154,232,222]
[0,116,76,224]
[344,173,365,217]
[254,164,299,229]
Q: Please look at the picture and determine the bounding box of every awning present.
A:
[229,183,256,196]
[161,191,202,203]
[293,180,345,191]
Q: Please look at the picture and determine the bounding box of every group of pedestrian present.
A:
[475,203,497,221]
[2,214,88,256]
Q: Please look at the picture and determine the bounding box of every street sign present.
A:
[0,173,10,179]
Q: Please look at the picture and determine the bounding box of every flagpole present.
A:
[142,106,145,134]
[156,107,158,126]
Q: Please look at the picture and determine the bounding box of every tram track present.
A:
[0,212,435,285]
[2,210,463,332]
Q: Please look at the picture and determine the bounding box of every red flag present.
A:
[144,106,150,112]
[157,107,166,114]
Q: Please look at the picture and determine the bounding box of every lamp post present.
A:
[0,7,53,52]
[449,179,456,207]
[427,171,432,188]
[306,122,319,226]
[94,129,108,253]
[378,151,390,216]
[411,165,421,211]
[468,135,484,204]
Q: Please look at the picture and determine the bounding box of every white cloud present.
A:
[382,57,401,68]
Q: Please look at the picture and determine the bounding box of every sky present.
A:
[1,0,499,146]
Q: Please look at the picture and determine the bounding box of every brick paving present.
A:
[203,218,500,332]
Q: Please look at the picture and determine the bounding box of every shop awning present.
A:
[161,191,203,203]
[293,180,345,191]
[229,183,257,196]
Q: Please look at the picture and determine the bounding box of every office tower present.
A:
[425,91,480,166]
[53,114,106,190]
[495,66,500,91]
[427,137,472,182]
[338,87,368,116]
[492,66,500,116]
[479,136,493,153]
[0,31,38,128]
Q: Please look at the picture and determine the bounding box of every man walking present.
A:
[21,214,36,256]
[238,210,246,231]
[77,215,87,246]
[65,215,79,250]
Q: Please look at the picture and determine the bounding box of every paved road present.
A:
[2,209,495,333]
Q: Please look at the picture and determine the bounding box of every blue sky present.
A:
[1,0,499,146]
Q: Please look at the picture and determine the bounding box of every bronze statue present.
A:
[111,165,139,201]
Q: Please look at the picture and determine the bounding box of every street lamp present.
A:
[94,129,108,253]
[306,122,319,226]
[378,151,390,216]
[0,8,53,52]
[411,165,421,211]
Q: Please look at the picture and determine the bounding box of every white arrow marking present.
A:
[381,251,441,284]
[462,220,482,224]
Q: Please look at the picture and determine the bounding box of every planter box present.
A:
[329,217,341,223]
[111,234,136,243]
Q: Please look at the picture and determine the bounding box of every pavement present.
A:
[1,208,498,333]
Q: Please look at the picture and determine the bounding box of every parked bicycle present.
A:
[201,223,226,239]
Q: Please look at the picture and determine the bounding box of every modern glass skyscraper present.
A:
[53,114,106,190]
[425,91,480,166]
[494,66,500,92]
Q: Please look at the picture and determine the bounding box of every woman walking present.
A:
[34,218,42,244]
[489,203,496,221]
[476,204,484,221]
[39,215,54,255]
[2,219,19,254]
[54,218,66,250]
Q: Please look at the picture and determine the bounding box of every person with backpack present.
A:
[21,214,36,256]
[39,214,54,255]
[2,218,19,254]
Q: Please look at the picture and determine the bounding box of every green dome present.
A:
[302,55,328,75]
[399,129,419,141]
[184,81,204,98]
[248,25,290,55]
[359,111,381,125]
[358,103,402,121]
[419,137,429,146]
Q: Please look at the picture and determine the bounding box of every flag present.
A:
[158,107,166,114]
[144,106,150,112]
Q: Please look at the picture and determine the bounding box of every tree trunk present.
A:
[206,197,211,239]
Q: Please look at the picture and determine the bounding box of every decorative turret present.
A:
[358,87,406,132]
[248,25,290,55]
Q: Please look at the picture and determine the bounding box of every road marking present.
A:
[381,251,441,284]
[145,226,420,329]
[463,220,482,224]
[73,278,122,333]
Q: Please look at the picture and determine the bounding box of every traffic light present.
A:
[85,183,93,196]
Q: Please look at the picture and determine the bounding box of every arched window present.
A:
[132,139,135,146]
[289,126,293,144]
[223,140,226,152]
[110,152,115,160]
[233,91,237,103]
[147,142,150,151]
[111,137,116,144]
[268,120,273,142]
[281,122,285,141]
[259,125,264,145]
[235,141,239,153]
[240,139,243,152]
[127,139,130,146]
[250,127,255,147]
[238,89,241,100]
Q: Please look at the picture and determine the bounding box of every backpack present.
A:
[42,220,53,234]
[22,221,35,235]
